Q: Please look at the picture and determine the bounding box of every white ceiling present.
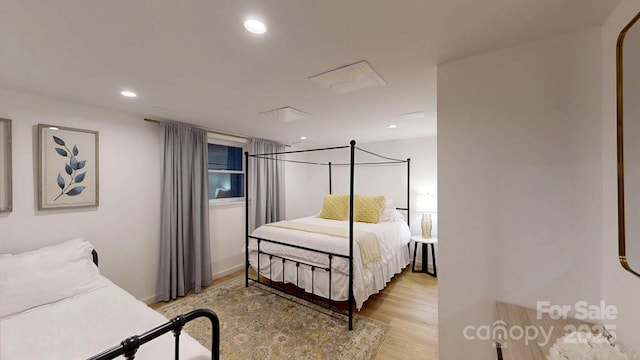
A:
[0,0,619,147]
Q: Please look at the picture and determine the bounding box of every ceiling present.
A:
[0,0,620,147]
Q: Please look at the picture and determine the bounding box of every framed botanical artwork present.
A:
[0,118,11,212]
[38,124,99,210]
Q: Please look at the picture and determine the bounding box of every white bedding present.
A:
[249,216,411,309]
[0,276,211,360]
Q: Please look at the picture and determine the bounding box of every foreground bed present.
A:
[0,238,218,360]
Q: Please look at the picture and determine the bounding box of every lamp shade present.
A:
[416,194,437,213]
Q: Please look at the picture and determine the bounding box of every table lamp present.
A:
[416,194,437,238]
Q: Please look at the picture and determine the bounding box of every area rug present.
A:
[155,276,389,360]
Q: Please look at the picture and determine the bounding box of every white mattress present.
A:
[0,276,210,360]
[249,216,411,309]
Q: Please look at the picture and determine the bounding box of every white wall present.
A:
[0,88,162,302]
[209,202,245,277]
[0,88,252,302]
[438,28,603,359]
[284,147,315,220]
[602,0,640,348]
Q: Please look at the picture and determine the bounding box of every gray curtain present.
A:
[249,138,285,231]
[157,122,212,301]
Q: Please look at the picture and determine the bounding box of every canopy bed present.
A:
[245,140,412,330]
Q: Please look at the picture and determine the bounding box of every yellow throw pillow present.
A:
[318,194,349,221]
[354,195,385,224]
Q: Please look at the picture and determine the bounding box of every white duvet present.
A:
[0,276,211,360]
[249,216,411,309]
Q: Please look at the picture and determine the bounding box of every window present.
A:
[207,143,244,201]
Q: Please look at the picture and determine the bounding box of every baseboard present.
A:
[142,295,158,305]
[141,265,244,305]
[213,264,244,279]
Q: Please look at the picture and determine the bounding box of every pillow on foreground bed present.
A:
[354,195,385,223]
[318,194,350,220]
[0,238,102,318]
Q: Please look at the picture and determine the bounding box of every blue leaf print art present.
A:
[52,135,88,201]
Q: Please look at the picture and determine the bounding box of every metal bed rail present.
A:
[246,234,352,320]
[87,308,220,360]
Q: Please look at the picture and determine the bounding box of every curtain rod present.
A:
[144,118,251,141]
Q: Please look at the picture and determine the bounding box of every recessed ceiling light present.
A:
[388,124,398,129]
[300,136,307,140]
[121,90,137,98]
[49,127,59,130]
[244,19,267,34]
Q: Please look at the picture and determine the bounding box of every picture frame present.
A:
[38,124,99,210]
[0,118,12,213]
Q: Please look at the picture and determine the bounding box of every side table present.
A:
[411,235,437,277]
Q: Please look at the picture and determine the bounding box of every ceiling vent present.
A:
[260,106,310,122]
[309,60,386,95]
[401,111,426,120]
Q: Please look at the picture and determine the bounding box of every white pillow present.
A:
[0,238,102,318]
[380,199,405,222]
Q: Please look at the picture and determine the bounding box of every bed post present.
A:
[91,249,99,267]
[328,162,333,194]
[245,151,250,288]
[407,158,411,254]
[407,158,411,229]
[348,140,355,331]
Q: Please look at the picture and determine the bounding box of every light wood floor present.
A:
[360,267,439,360]
[151,267,439,359]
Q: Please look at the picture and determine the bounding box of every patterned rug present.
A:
[155,276,389,360]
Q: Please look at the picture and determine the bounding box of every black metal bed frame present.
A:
[87,309,220,360]
[244,140,410,331]
[87,251,220,360]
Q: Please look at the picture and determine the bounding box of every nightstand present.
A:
[411,235,437,277]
